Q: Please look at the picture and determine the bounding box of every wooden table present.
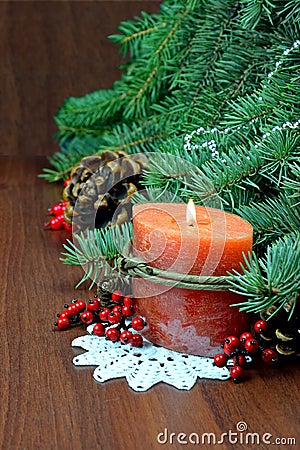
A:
[1,3,299,449]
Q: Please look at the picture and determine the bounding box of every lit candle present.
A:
[132,201,253,356]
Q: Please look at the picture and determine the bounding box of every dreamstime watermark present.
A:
[157,421,297,446]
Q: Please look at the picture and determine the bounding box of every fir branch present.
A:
[280,1,300,25]
[104,131,165,154]
[141,125,300,214]
[190,2,234,105]
[54,1,198,148]
[109,11,167,57]
[259,129,300,185]
[141,142,215,203]
[117,22,166,46]
[221,43,300,130]
[283,163,300,202]
[154,3,190,57]
[61,223,132,288]
[208,62,255,126]
[122,1,195,118]
[229,234,300,318]
[99,121,166,154]
[141,135,262,207]
[193,127,300,207]
[238,195,300,249]
[109,0,197,57]
[39,134,103,182]
[41,113,170,182]
[239,0,276,29]
[171,0,280,126]
[187,145,262,208]
[55,88,127,132]
[57,125,105,136]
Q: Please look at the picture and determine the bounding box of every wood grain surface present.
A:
[1,2,299,450]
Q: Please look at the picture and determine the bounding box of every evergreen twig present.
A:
[229,234,300,318]
[61,223,132,288]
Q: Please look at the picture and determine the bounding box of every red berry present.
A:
[122,305,135,317]
[106,327,120,342]
[240,331,253,344]
[131,317,146,331]
[131,334,143,347]
[120,330,133,344]
[112,305,123,314]
[254,319,268,334]
[56,317,69,330]
[123,295,135,307]
[224,336,240,352]
[66,304,80,317]
[244,338,260,354]
[63,222,72,232]
[57,311,69,320]
[223,343,233,356]
[213,353,228,368]
[49,203,64,216]
[261,348,279,366]
[111,290,124,304]
[93,323,105,337]
[64,177,71,187]
[233,355,247,367]
[99,308,110,322]
[74,300,86,312]
[87,299,101,313]
[107,311,122,325]
[55,214,65,224]
[230,365,244,382]
[49,217,64,230]
[93,295,101,306]
[80,311,94,325]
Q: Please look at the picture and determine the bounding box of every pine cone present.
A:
[63,151,147,229]
[259,298,300,359]
[97,274,131,308]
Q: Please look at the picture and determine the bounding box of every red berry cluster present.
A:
[45,200,72,231]
[54,291,146,348]
[213,320,279,383]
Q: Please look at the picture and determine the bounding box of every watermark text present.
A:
[157,422,296,446]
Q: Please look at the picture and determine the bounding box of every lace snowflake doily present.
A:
[72,326,229,391]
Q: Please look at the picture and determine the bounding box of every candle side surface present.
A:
[132,203,253,356]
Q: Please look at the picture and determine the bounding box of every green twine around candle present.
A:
[117,254,232,291]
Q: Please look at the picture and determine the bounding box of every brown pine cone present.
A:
[259,298,300,359]
[97,274,131,308]
[63,151,147,229]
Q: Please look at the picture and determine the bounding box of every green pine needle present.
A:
[229,234,300,318]
[61,223,132,288]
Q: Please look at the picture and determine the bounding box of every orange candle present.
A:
[132,202,253,356]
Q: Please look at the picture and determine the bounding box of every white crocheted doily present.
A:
[72,326,229,391]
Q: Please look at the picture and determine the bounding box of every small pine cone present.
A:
[259,298,300,359]
[63,151,128,215]
[63,151,147,229]
[98,275,131,307]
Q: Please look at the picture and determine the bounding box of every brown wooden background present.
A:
[1,2,299,449]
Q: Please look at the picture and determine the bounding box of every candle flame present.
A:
[186,199,197,225]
